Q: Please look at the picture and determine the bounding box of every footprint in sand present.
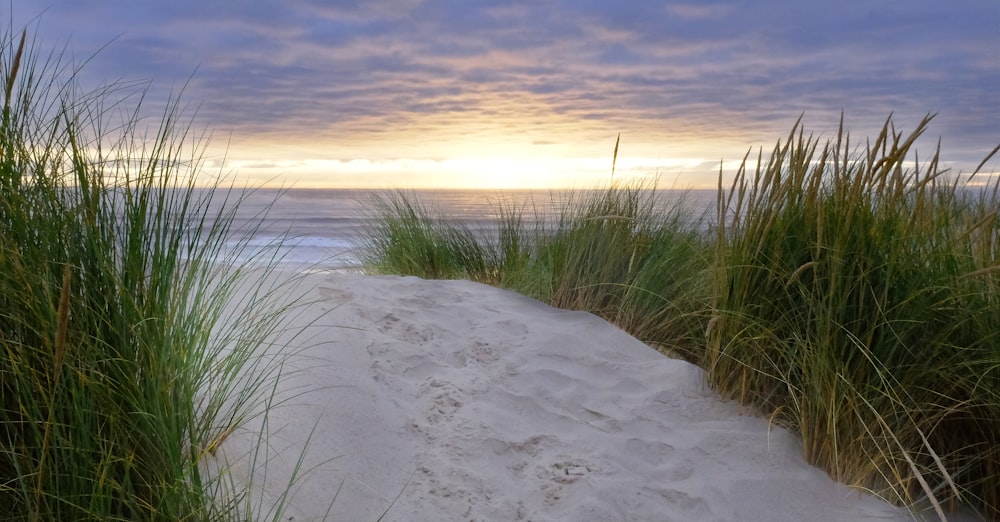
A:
[469,340,499,365]
[549,459,596,484]
[536,456,600,505]
[376,312,434,344]
[421,378,464,425]
[650,487,712,517]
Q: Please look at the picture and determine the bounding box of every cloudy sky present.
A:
[13,1,1000,188]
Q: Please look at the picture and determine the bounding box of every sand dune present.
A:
[216,271,965,521]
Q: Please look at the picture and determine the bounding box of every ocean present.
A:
[217,188,718,272]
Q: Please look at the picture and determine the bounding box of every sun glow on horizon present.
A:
[208,148,724,190]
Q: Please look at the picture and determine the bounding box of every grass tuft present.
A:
[708,114,1000,517]
[362,182,713,361]
[1,25,300,520]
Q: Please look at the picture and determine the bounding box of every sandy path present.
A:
[215,272,965,521]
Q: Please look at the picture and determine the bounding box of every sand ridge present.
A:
[217,271,959,521]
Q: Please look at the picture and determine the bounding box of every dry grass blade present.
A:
[960,264,1000,280]
[3,29,25,110]
[32,263,73,519]
[611,132,621,179]
[54,263,71,372]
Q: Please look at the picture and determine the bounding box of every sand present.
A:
[214,270,967,521]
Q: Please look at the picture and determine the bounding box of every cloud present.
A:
[16,0,1000,187]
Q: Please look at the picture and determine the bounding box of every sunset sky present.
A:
[14,1,1000,189]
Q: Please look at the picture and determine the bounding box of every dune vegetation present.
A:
[363,116,1000,518]
[0,28,297,520]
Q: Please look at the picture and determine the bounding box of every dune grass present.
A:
[363,183,713,360]
[362,117,1000,518]
[0,27,299,520]
[497,185,713,359]
[362,192,500,283]
[708,115,1000,518]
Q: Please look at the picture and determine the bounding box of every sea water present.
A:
[214,188,717,272]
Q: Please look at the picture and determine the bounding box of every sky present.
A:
[9,1,1000,189]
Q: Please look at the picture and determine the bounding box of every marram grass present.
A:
[708,115,1000,519]
[362,183,713,361]
[363,117,1000,519]
[1,27,301,520]
[362,191,498,283]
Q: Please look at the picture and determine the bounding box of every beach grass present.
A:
[1,27,298,519]
[362,184,713,360]
[500,184,713,360]
[362,117,1000,518]
[708,115,1000,518]
[363,191,499,282]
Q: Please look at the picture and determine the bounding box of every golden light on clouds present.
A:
[213,139,723,190]
[205,99,748,189]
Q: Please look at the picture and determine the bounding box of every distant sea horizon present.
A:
[215,187,718,272]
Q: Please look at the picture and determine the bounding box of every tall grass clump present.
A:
[362,190,498,281]
[362,183,713,360]
[707,114,1000,517]
[503,184,712,359]
[0,27,295,520]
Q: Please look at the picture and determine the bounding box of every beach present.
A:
[214,269,967,521]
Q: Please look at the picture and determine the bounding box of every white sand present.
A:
[216,271,965,521]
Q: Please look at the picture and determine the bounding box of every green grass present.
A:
[362,191,499,282]
[362,183,713,360]
[708,115,1000,518]
[362,117,1000,519]
[0,27,300,520]
[498,184,712,360]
